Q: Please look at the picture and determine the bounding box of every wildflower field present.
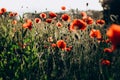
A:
[0,7,120,80]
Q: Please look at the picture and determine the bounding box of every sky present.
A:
[0,0,103,15]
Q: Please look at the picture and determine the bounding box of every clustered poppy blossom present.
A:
[40,13,47,19]
[83,16,94,25]
[56,40,66,50]
[0,8,7,15]
[61,14,70,22]
[106,24,120,50]
[51,40,72,52]
[69,19,87,31]
[80,12,94,25]
[89,29,102,40]
[9,12,18,17]
[23,19,33,30]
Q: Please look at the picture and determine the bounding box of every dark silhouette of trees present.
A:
[99,0,120,24]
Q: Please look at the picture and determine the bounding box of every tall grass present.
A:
[0,11,120,80]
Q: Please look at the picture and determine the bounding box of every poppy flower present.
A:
[61,14,70,22]
[65,46,72,52]
[23,19,32,30]
[40,13,47,18]
[69,19,87,31]
[56,22,62,28]
[80,12,87,19]
[96,19,105,25]
[35,18,41,23]
[105,39,111,43]
[56,40,66,50]
[14,12,18,16]
[104,48,113,53]
[65,47,71,52]
[0,8,7,13]
[9,12,14,17]
[51,43,57,48]
[12,20,17,25]
[61,6,66,10]
[46,18,52,23]
[101,59,110,66]
[49,12,57,18]
[83,16,94,25]
[106,24,120,50]
[9,12,18,17]
[89,29,102,40]
[0,8,7,14]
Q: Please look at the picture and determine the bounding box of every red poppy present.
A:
[61,6,66,10]
[80,12,87,17]
[9,12,14,17]
[56,40,66,50]
[106,24,120,50]
[35,18,41,23]
[1,8,6,13]
[89,29,102,40]
[51,43,57,48]
[96,19,105,25]
[46,18,52,23]
[0,8,7,14]
[23,19,32,30]
[69,19,87,31]
[104,48,113,53]
[83,16,94,25]
[14,12,18,16]
[12,20,17,25]
[105,39,111,43]
[40,13,47,18]
[65,47,71,52]
[49,12,57,18]
[101,59,110,66]
[56,22,62,28]
[61,14,70,22]
[80,12,87,19]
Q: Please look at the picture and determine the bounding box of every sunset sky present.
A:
[0,0,103,15]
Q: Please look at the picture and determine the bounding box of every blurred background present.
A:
[0,0,103,14]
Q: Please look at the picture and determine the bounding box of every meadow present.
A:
[0,7,120,80]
